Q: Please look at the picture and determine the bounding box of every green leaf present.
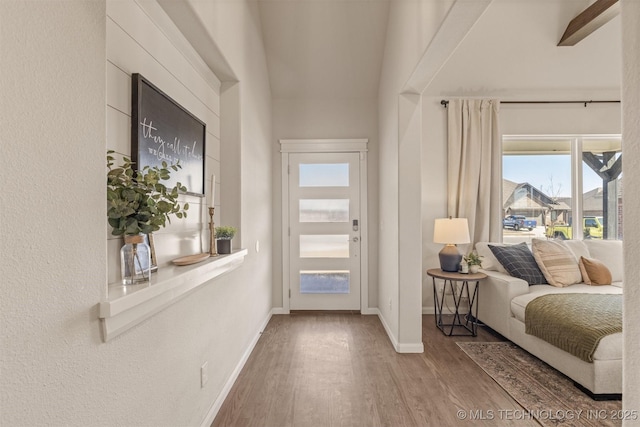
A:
[106,150,188,235]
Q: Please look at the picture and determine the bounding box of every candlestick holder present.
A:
[208,206,218,256]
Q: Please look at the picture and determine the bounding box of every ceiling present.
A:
[257,0,390,100]
[256,0,622,101]
[426,0,622,97]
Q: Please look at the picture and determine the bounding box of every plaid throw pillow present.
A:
[489,242,548,285]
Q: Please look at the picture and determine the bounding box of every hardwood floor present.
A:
[212,314,539,427]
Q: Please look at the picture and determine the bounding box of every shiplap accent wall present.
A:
[106,0,221,286]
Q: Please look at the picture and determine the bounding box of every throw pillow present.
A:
[489,242,548,285]
[579,256,613,286]
[475,242,507,273]
[583,240,623,283]
[531,239,583,287]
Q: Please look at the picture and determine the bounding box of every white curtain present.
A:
[447,99,502,247]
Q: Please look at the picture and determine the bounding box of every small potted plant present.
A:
[107,150,189,284]
[215,226,237,254]
[464,252,483,274]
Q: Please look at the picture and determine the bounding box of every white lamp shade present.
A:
[433,218,471,244]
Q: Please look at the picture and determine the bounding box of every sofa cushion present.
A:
[531,239,582,287]
[583,240,623,283]
[579,256,613,285]
[561,240,591,261]
[489,242,548,285]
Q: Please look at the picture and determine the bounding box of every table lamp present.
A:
[433,217,471,272]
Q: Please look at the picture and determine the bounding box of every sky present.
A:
[503,155,605,198]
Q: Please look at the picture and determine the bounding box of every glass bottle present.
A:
[460,258,469,274]
[120,234,151,285]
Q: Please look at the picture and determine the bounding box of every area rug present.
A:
[457,342,622,427]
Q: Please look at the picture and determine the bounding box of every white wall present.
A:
[270,98,379,310]
[621,0,640,420]
[421,98,449,312]
[185,0,273,254]
[0,0,273,425]
[501,104,622,135]
[1,1,107,424]
[377,0,454,350]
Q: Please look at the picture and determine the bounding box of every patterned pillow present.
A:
[531,239,582,287]
[475,242,507,273]
[489,242,548,285]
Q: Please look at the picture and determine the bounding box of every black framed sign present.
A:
[131,73,206,196]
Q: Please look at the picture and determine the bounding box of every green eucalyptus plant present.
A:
[107,150,189,236]
[215,226,237,240]
[464,252,483,267]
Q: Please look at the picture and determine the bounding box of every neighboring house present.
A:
[502,179,569,225]
[504,178,623,237]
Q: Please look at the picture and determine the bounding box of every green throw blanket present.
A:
[525,293,622,363]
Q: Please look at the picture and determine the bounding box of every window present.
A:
[502,135,622,245]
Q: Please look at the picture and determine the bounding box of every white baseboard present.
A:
[199,309,274,427]
[360,307,378,315]
[376,308,424,354]
[271,307,288,315]
[397,341,425,353]
[422,307,435,314]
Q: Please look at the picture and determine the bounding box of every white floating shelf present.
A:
[99,249,248,342]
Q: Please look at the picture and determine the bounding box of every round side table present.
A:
[427,268,487,336]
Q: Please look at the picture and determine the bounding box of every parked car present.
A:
[545,216,604,240]
[502,215,537,231]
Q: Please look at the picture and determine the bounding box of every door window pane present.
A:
[300,271,350,294]
[299,163,349,187]
[299,199,349,222]
[300,235,349,258]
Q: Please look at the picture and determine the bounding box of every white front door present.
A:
[288,152,361,310]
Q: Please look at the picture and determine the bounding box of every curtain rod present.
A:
[440,100,620,108]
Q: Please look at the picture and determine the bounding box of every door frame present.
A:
[280,139,369,314]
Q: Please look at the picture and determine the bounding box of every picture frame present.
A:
[131,73,206,196]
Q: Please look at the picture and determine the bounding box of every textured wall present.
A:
[0,0,273,425]
[621,0,640,421]
[0,0,108,424]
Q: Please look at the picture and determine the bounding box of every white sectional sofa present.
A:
[475,239,623,397]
